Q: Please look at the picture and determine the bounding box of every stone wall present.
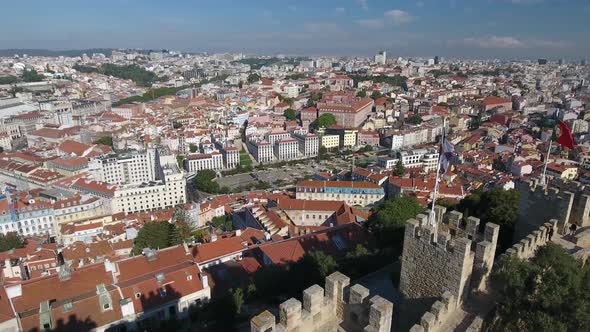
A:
[407,291,455,332]
[498,220,557,262]
[250,272,394,332]
[399,209,500,307]
[514,178,588,241]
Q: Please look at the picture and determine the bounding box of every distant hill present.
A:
[0,48,114,57]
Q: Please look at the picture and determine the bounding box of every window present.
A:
[135,292,141,299]
[103,303,111,310]
[158,287,167,297]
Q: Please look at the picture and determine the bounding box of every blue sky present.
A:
[2,0,590,58]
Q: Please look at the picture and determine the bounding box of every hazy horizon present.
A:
[2,0,590,58]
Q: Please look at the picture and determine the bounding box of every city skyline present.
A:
[3,0,590,58]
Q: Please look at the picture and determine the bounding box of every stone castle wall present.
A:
[408,291,455,332]
[499,220,557,263]
[515,179,575,241]
[250,272,394,332]
[399,209,500,307]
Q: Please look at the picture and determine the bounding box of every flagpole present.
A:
[540,139,552,186]
[429,117,446,228]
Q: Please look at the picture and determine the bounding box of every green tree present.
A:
[8,86,23,97]
[132,221,180,255]
[192,229,209,242]
[367,196,424,250]
[189,143,198,153]
[292,251,338,288]
[360,145,373,152]
[231,288,244,315]
[176,155,185,169]
[193,169,220,193]
[283,108,297,121]
[99,64,161,87]
[357,90,367,98]
[457,188,520,252]
[173,208,194,243]
[407,114,423,125]
[0,233,25,252]
[0,76,17,84]
[370,90,382,99]
[247,73,261,83]
[22,69,43,82]
[393,160,406,177]
[313,113,337,129]
[491,243,590,332]
[95,136,113,147]
[210,215,233,231]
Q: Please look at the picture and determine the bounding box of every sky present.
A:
[2,0,590,58]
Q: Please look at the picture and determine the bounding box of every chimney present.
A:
[211,234,217,242]
[235,229,242,237]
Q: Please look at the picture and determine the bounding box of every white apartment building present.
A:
[398,148,439,172]
[284,85,300,98]
[247,139,274,163]
[377,156,399,169]
[113,165,186,214]
[293,133,319,157]
[185,152,224,173]
[89,149,158,185]
[0,197,55,237]
[343,130,357,148]
[222,147,240,169]
[275,138,299,161]
[321,135,340,150]
[267,130,291,145]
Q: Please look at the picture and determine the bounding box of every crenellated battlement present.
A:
[400,208,500,308]
[499,220,557,262]
[515,178,583,240]
[408,291,455,332]
[250,272,394,332]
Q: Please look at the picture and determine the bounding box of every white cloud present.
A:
[335,7,346,14]
[463,36,524,48]
[384,10,415,25]
[357,0,369,11]
[357,9,415,29]
[460,36,573,49]
[357,18,385,29]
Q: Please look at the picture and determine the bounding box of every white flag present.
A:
[440,138,456,174]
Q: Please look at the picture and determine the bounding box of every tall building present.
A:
[374,51,387,65]
[434,55,440,64]
[88,149,159,185]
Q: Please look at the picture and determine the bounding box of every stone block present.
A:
[441,291,455,310]
[430,301,446,320]
[251,310,276,332]
[366,295,393,332]
[409,325,426,332]
[420,312,436,332]
[405,219,420,238]
[416,213,429,226]
[446,210,463,229]
[466,216,480,236]
[433,205,447,224]
[437,231,451,248]
[421,224,436,243]
[303,284,324,315]
[349,284,370,304]
[280,298,302,329]
[484,222,500,243]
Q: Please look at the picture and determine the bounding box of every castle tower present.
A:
[399,208,500,307]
